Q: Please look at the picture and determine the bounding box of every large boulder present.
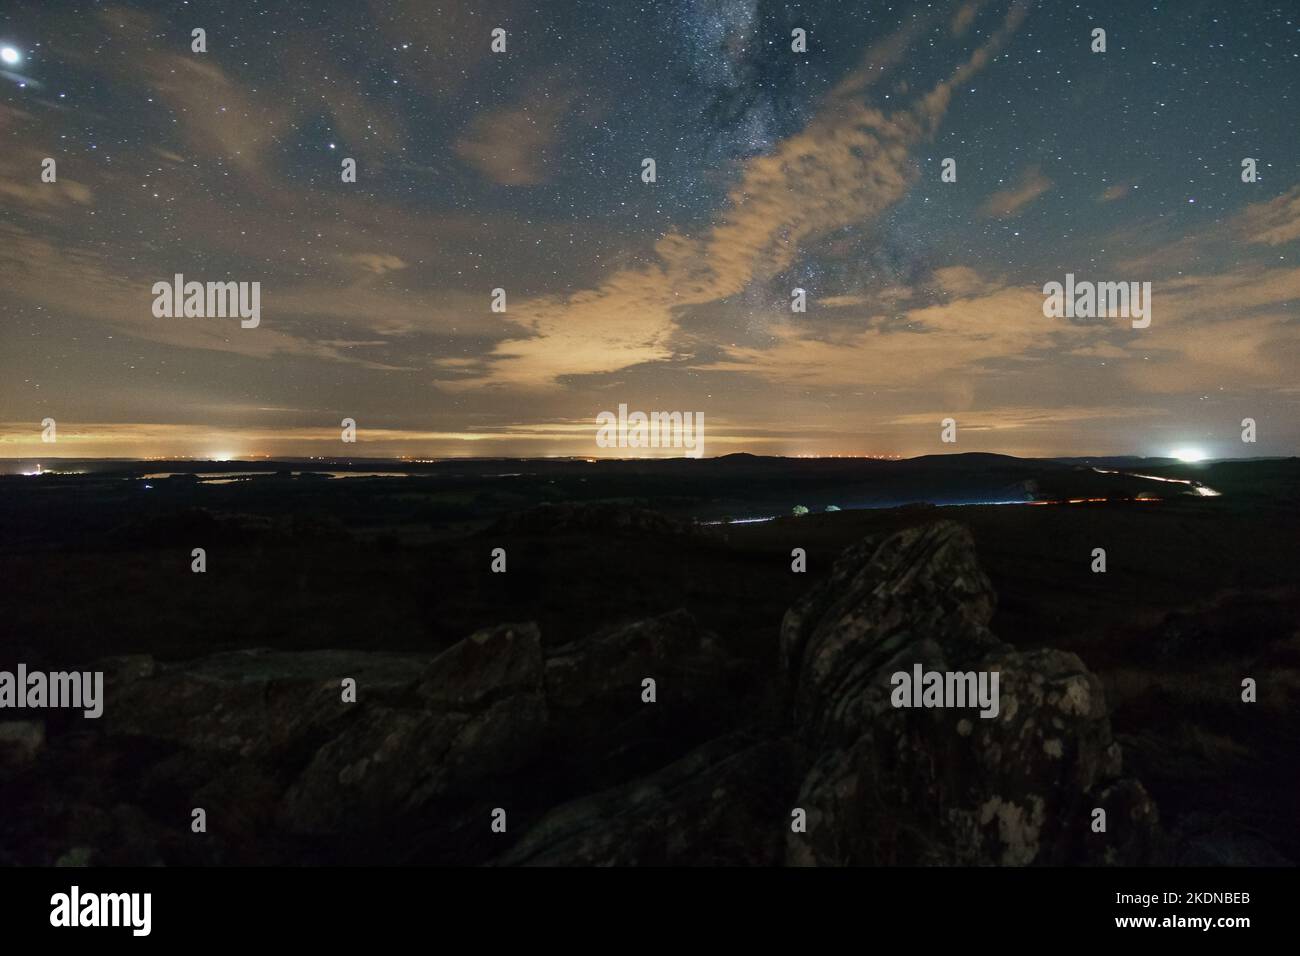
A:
[280,623,548,835]
[781,521,1159,865]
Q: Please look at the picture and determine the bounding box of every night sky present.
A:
[1,0,1297,460]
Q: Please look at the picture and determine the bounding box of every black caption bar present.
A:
[0,866,1286,943]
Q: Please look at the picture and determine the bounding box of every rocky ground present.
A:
[1,520,1175,866]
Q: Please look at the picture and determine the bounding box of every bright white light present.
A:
[1,47,21,66]
[211,451,236,461]
[1171,447,1206,463]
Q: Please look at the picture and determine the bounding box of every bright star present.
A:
[0,47,21,66]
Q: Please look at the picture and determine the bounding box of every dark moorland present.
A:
[1,454,1297,865]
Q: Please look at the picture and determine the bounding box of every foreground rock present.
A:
[780,521,1159,865]
[6,519,1161,865]
[280,624,549,836]
[5,609,742,864]
[281,611,740,838]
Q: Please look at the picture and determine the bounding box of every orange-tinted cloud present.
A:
[1234,184,1300,246]
[980,165,1052,218]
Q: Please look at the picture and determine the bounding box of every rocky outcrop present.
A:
[4,609,742,864]
[780,521,1158,865]
[5,520,1161,866]
[281,624,549,835]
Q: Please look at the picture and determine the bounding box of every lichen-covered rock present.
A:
[782,521,1158,866]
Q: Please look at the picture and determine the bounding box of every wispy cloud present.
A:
[455,93,574,186]
[980,165,1052,218]
[1234,184,1300,246]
